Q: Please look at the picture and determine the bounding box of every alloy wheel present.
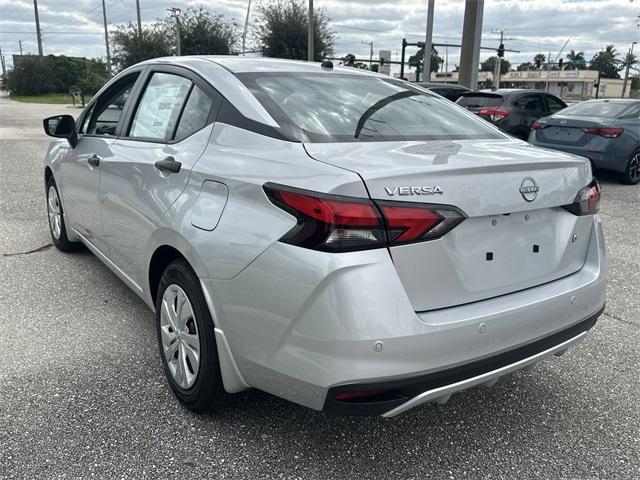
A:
[47,186,62,240]
[160,284,201,389]
[630,153,640,183]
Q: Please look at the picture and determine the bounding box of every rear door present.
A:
[99,66,221,286]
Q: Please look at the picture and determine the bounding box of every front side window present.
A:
[87,74,138,136]
[239,73,505,143]
[129,73,192,141]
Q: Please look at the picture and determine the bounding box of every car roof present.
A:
[139,55,379,76]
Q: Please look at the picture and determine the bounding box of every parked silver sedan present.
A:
[529,99,640,184]
[42,56,607,417]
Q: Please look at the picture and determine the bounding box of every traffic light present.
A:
[558,58,563,69]
[379,57,385,66]
[497,43,505,58]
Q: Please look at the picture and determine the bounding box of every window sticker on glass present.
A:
[130,73,192,140]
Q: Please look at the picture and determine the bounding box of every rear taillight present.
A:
[583,127,624,138]
[531,121,544,130]
[264,184,466,252]
[478,107,510,123]
[564,179,601,216]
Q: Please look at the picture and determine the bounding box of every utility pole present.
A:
[18,40,23,55]
[167,8,182,56]
[33,0,43,55]
[101,0,111,72]
[241,0,252,56]
[136,0,142,39]
[308,0,314,61]
[444,42,448,83]
[0,48,6,81]
[362,40,373,68]
[424,0,434,83]
[622,41,637,98]
[492,30,504,89]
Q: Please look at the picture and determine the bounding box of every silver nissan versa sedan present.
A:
[42,57,607,417]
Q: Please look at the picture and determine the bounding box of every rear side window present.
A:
[174,86,214,141]
[456,94,503,108]
[514,95,544,114]
[546,95,566,114]
[129,73,191,140]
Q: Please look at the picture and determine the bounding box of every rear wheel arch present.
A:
[148,245,189,307]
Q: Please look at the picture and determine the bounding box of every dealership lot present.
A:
[0,96,639,479]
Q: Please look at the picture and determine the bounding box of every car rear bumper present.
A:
[323,305,602,416]
[204,214,607,415]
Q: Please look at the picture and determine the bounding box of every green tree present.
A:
[566,49,586,70]
[480,56,511,74]
[254,0,335,61]
[111,22,173,70]
[6,55,109,96]
[533,53,546,70]
[516,61,534,71]
[173,8,238,56]
[589,45,621,78]
[408,47,444,78]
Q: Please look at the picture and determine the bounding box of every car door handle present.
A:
[155,156,182,174]
[87,154,101,167]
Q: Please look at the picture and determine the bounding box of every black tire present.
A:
[46,176,81,252]
[155,259,229,413]
[621,150,640,185]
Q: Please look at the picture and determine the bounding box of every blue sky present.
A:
[1,0,639,72]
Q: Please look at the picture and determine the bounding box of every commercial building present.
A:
[426,70,629,99]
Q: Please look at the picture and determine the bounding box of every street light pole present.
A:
[621,41,637,98]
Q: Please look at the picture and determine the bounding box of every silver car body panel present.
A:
[43,56,608,416]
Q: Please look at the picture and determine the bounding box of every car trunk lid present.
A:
[304,139,594,311]
[535,115,614,145]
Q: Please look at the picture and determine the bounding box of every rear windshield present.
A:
[560,101,636,118]
[456,94,503,108]
[238,73,504,143]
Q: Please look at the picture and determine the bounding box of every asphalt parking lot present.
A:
[1,94,639,480]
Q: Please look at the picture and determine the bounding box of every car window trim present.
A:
[118,64,222,145]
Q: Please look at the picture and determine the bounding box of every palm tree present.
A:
[566,49,586,70]
[533,53,546,70]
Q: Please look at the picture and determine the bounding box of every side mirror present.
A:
[43,115,78,148]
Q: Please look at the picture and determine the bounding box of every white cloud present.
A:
[1,0,638,71]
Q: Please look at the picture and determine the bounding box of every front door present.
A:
[60,73,141,252]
